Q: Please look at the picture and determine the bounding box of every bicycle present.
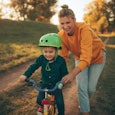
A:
[26,79,63,115]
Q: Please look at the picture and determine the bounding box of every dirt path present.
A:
[0,61,33,92]
[63,81,79,115]
[0,61,79,115]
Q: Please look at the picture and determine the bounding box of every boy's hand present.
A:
[19,75,27,82]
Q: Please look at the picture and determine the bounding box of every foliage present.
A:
[10,0,57,22]
[0,7,2,18]
[105,0,115,32]
[83,0,115,33]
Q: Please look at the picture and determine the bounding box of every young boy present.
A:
[19,33,68,115]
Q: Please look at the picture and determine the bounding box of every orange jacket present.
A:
[58,22,106,71]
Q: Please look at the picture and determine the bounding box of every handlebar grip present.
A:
[58,82,63,89]
[25,78,34,86]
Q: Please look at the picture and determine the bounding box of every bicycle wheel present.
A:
[48,105,54,115]
[48,104,58,115]
[54,104,58,115]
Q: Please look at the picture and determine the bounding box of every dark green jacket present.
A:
[23,55,68,85]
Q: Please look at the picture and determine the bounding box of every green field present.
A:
[0,19,58,72]
[92,46,115,115]
[0,19,115,115]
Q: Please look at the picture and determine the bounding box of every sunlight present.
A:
[0,0,11,4]
[51,0,93,25]
[0,0,12,19]
[0,0,22,20]
[0,0,93,23]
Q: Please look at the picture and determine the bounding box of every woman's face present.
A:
[58,16,76,35]
[42,47,56,61]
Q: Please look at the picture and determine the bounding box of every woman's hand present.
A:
[62,66,81,84]
[62,74,75,84]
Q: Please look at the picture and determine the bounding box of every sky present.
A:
[51,0,93,24]
[0,0,93,24]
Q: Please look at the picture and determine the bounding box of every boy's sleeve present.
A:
[60,58,68,78]
[23,57,42,78]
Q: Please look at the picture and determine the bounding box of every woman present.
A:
[58,5,106,115]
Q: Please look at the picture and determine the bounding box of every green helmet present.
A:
[39,33,62,49]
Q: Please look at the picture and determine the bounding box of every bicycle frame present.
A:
[26,79,63,115]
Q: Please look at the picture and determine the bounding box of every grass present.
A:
[0,19,58,44]
[0,75,39,115]
[0,19,115,115]
[90,46,115,115]
[0,19,58,72]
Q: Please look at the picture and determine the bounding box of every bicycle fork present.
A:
[42,92,51,115]
[42,92,56,115]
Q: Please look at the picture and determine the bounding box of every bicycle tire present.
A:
[48,104,58,115]
[54,105,58,115]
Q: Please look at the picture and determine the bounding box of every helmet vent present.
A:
[45,40,48,42]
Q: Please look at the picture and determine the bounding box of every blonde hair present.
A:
[58,4,75,19]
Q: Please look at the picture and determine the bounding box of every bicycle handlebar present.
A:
[26,79,63,92]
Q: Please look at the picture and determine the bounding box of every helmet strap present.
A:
[40,47,58,71]
[45,62,51,71]
[54,49,58,60]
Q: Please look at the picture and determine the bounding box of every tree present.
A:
[0,8,2,19]
[10,0,57,22]
[83,0,115,33]
[105,0,115,31]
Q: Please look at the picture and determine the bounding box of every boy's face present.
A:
[42,47,56,61]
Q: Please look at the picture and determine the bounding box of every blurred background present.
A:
[0,0,115,33]
[0,0,115,115]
